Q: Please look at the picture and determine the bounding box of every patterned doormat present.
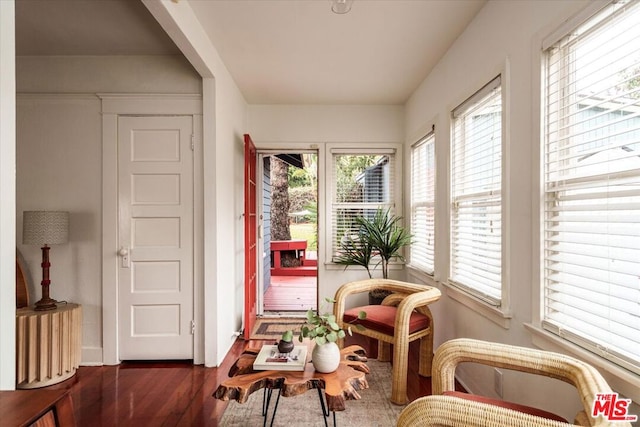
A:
[250,317,306,340]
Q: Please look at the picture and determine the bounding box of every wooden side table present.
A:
[16,303,82,389]
[214,344,369,426]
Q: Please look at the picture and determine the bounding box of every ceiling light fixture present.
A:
[331,0,353,14]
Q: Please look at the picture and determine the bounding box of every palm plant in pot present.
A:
[334,208,412,304]
[299,297,366,373]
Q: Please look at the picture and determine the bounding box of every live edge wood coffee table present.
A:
[214,344,369,427]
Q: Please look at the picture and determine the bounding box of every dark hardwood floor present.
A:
[53,336,432,426]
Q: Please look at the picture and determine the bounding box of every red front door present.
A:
[243,134,258,340]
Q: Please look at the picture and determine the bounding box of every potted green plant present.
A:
[334,208,412,304]
[298,297,366,373]
[333,230,374,279]
[277,330,295,354]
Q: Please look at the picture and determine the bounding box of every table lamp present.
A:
[22,211,69,311]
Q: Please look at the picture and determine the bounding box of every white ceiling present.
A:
[15,0,486,105]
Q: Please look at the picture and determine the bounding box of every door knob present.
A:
[118,247,130,268]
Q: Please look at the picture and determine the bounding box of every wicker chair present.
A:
[333,279,441,405]
[396,338,632,427]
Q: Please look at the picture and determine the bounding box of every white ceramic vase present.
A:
[312,341,341,373]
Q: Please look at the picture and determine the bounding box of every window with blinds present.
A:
[543,0,640,374]
[330,151,396,260]
[450,76,503,305]
[410,131,435,274]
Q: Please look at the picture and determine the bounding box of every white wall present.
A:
[17,55,200,94]
[248,105,404,143]
[16,95,102,359]
[404,0,640,419]
[15,55,201,365]
[210,79,247,364]
[247,104,405,304]
[141,0,249,366]
[0,0,16,390]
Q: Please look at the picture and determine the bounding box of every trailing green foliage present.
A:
[298,297,366,346]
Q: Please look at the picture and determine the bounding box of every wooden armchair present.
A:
[333,279,441,405]
[397,338,632,427]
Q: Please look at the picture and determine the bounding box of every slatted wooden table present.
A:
[16,303,82,389]
[214,344,369,426]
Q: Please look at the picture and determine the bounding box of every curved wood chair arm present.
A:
[432,339,621,427]
[333,278,440,321]
[393,291,440,337]
[381,293,407,307]
[397,395,588,427]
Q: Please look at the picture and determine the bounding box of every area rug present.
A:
[251,317,306,340]
[219,359,405,426]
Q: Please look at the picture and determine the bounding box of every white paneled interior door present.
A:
[118,116,194,360]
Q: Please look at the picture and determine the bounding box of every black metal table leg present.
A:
[261,387,282,427]
[316,388,337,427]
[262,387,271,417]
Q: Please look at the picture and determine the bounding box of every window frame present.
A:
[530,0,640,403]
[449,75,507,308]
[409,129,436,275]
[324,143,404,268]
[540,0,640,376]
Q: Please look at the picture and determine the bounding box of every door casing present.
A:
[255,148,320,316]
[100,94,203,365]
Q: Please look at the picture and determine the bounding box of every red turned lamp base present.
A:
[34,245,58,311]
[34,295,57,311]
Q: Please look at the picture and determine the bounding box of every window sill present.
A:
[325,262,361,271]
[323,262,404,272]
[406,265,438,287]
[525,323,640,403]
[442,282,512,329]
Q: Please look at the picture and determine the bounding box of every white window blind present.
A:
[450,76,503,304]
[410,131,436,274]
[331,152,396,259]
[543,0,640,374]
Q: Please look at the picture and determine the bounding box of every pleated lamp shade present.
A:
[23,211,69,245]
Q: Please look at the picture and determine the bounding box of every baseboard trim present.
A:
[81,347,104,366]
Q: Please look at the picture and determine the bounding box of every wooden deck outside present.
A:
[263,275,317,312]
